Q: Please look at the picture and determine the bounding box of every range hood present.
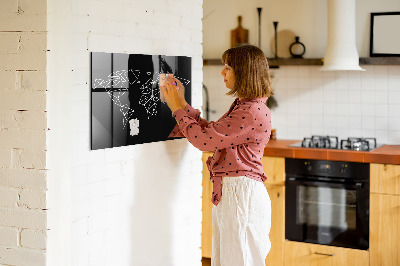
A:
[320,0,365,71]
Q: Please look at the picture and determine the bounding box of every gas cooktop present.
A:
[289,135,383,151]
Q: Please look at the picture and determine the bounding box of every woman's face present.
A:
[220,64,235,89]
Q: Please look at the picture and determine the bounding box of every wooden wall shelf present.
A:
[203,57,400,67]
[359,57,400,65]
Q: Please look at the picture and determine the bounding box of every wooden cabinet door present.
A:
[262,156,285,186]
[370,193,400,266]
[264,184,284,266]
[370,163,400,195]
[284,241,369,266]
[202,152,213,258]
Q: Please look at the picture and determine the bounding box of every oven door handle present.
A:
[286,177,364,189]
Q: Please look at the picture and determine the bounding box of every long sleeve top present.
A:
[171,97,272,206]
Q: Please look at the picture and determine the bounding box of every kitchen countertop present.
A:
[263,139,400,165]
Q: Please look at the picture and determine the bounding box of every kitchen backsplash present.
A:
[203,65,400,145]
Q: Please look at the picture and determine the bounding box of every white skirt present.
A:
[212,176,271,266]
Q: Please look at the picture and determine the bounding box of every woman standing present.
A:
[161,44,273,266]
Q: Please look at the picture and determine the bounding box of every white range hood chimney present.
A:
[320,0,365,71]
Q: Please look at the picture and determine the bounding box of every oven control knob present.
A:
[304,161,312,171]
[340,164,347,174]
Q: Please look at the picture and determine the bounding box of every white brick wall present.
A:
[47,1,203,266]
[0,0,48,265]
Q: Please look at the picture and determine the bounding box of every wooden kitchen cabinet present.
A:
[284,241,369,266]
[370,163,400,195]
[264,184,285,266]
[201,154,286,266]
[202,152,213,258]
[261,156,285,186]
[370,193,400,266]
[262,156,285,266]
[370,163,400,266]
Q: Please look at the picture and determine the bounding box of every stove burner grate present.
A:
[301,135,339,149]
[340,137,377,151]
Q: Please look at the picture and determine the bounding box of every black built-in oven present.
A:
[285,158,369,250]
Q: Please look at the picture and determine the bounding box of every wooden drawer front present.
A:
[284,241,369,266]
[265,185,284,266]
[262,156,285,185]
[202,152,213,258]
[370,193,400,266]
[370,163,400,195]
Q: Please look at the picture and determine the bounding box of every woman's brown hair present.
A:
[221,44,273,99]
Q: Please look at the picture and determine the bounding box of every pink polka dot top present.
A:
[171,97,272,206]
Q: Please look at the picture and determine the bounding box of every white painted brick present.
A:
[166,0,191,15]
[71,150,90,167]
[87,33,124,53]
[180,16,202,30]
[72,218,88,238]
[69,51,90,71]
[0,52,47,71]
[191,31,203,45]
[20,229,46,249]
[70,99,89,117]
[70,69,89,87]
[0,0,18,13]
[10,148,21,169]
[0,150,11,169]
[0,247,45,266]
[0,110,46,130]
[0,187,19,208]
[20,150,46,170]
[191,55,203,69]
[19,189,46,209]
[0,129,46,150]
[87,164,108,183]
[135,25,171,41]
[16,70,47,91]
[0,71,16,90]
[19,0,47,15]
[0,13,46,32]
[0,32,20,54]
[103,147,133,163]
[0,169,47,190]
[121,36,153,55]
[0,90,46,111]
[104,178,123,196]
[120,161,135,176]
[0,227,19,247]
[18,32,47,54]
[0,208,46,230]
[190,3,203,19]
[87,211,109,233]
[173,29,195,44]
[182,42,203,57]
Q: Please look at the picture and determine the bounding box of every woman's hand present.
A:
[160,75,185,114]
[174,77,187,107]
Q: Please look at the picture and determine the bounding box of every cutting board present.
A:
[231,16,249,48]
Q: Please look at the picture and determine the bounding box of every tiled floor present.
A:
[202,257,211,266]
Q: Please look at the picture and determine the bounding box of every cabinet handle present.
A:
[314,252,335,257]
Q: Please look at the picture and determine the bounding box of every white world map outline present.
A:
[92,69,190,129]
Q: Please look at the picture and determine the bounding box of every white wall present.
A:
[271,65,400,144]
[47,0,203,266]
[203,0,400,145]
[0,0,48,265]
[203,0,400,58]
